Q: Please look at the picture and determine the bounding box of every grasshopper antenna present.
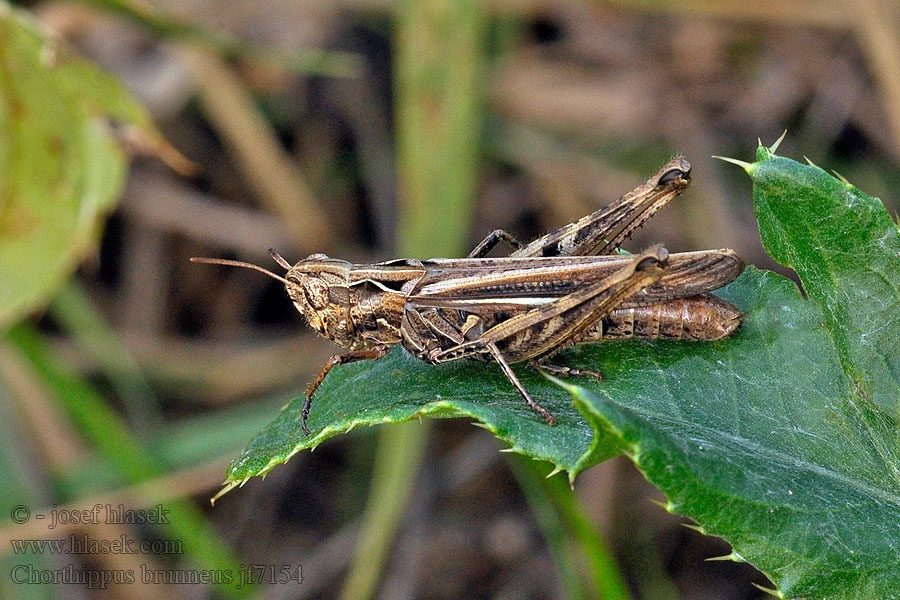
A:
[189,256,291,286]
[268,248,293,270]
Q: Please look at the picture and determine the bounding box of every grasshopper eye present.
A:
[658,167,689,185]
[302,278,330,309]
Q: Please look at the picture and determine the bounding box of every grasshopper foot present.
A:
[301,395,312,436]
[532,362,604,382]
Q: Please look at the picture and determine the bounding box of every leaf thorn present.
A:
[681,522,705,534]
[712,155,753,172]
[769,130,788,153]
[210,479,242,506]
[831,170,851,186]
[706,552,740,562]
[649,498,675,513]
[750,582,783,598]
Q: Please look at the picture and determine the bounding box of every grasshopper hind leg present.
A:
[402,308,557,426]
[468,229,523,258]
[485,342,557,426]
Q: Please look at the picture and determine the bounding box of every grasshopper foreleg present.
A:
[303,345,391,435]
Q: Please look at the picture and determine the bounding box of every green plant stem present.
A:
[394,0,484,258]
[510,457,631,600]
[338,421,428,600]
[508,458,593,600]
[338,1,485,598]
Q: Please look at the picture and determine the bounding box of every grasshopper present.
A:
[192,157,743,433]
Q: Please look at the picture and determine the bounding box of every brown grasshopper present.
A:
[192,157,743,433]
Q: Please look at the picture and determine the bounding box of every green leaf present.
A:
[225,346,597,484]
[569,267,899,600]
[750,147,900,417]
[0,2,155,326]
[224,146,900,598]
[565,150,900,599]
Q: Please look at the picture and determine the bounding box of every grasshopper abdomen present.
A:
[593,295,741,341]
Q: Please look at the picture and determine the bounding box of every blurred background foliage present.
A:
[1,0,899,598]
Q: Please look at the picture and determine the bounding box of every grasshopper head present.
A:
[283,253,356,346]
[189,251,355,347]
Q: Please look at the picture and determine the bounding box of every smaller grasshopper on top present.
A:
[193,157,743,433]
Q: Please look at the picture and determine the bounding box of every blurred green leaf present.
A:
[0,2,154,326]
[6,323,250,597]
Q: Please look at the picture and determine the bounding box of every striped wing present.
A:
[410,250,743,312]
